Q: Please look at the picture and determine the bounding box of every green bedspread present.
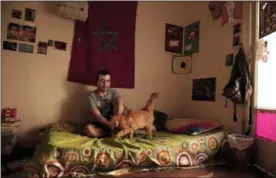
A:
[25,130,225,177]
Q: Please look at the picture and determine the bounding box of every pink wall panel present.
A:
[256,111,276,142]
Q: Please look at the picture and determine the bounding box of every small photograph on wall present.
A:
[192,77,216,101]
[37,42,48,55]
[48,40,53,47]
[7,23,36,43]
[25,8,36,22]
[54,41,67,50]
[11,9,22,19]
[18,43,33,53]
[226,54,234,66]
[164,23,183,54]
[3,41,17,51]
[184,21,200,56]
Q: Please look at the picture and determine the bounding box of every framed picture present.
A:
[7,23,36,43]
[11,9,22,19]
[25,8,36,22]
[3,41,17,51]
[192,77,216,101]
[184,21,200,56]
[48,40,53,47]
[165,23,183,54]
[37,42,48,55]
[54,41,67,50]
[226,54,234,66]
[18,43,33,53]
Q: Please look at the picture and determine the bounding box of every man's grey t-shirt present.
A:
[88,89,119,120]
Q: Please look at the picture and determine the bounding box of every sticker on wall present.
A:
[192,77,216,102]
[54,41,67,50]
[7,23,36,43]
[184,21,200,56]
[225,54,234,66]
[3,41,17,51]
[164,23,183,54]
[18,43,33,53]
[37,42,48,55]
[25,8,36,22]
[172,54,192,74]
[11,9,22,19]
[48,40,53,47]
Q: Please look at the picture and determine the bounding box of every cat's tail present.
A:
[144,92,159,112]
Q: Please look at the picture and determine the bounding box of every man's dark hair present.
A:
[96,69,111,80]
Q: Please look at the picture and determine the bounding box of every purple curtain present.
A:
[67,2,137,88]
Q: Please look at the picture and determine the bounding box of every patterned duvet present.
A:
[25,129,225,177]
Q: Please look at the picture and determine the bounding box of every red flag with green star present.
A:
[68,1,137,88]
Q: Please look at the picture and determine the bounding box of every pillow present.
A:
[165,118,222,135]
[153,110,168,131]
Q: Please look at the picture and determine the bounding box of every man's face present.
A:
[97,74,111,92]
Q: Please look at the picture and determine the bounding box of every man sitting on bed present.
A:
[84,69,125,138]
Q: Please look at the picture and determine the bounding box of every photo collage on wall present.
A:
[3,8,67,55]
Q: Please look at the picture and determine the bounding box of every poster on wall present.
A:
[3,41,17,51]
[164,23,183,54]
[7,23,36,43]
[18,43,33,53]
[37,42,48,55]
[25,8,36,22]
[11,9,22,19]
[192,77,216,101]
[259,1,276,38]
[184,21,200,56]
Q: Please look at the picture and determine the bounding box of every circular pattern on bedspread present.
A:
[69,165,89,177]
[95,152,112,168]
[146,149,153,157]
[182,142,188,149]
[115,160,135,169]
[176,151,192,167]
[66,152,79,163]
[115,151,125,161]
[194,153,208,165]
[82,147,92,157]
[208,137,218,150]
[199,137,205,143]
[137,151,147,164]
[43,161,65,178]
[157,150,171,166]
[191,141,200,151]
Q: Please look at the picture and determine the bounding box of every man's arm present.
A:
[90,106,111,128]
[113,91,124,115]
[88,94,111,128]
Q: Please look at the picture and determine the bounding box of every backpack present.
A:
[222,47,253,122]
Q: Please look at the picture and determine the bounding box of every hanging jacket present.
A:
[222,47,253,122]
[222,47,253,104]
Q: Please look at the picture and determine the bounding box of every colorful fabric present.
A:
[25,130,225,177]
[67,2,137,88]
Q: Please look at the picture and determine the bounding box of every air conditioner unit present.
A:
[56,2,88,22]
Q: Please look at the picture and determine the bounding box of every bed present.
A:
[24,128,226,177]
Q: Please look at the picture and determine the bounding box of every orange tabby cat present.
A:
[111,92,159,141]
